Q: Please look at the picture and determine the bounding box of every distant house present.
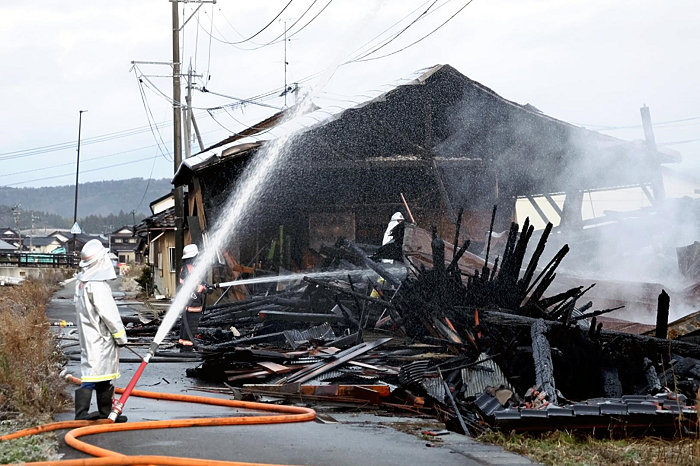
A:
[66,234,109,255]
[26,236,64,254]
[110,226,141,264]
[0,239,16,253]
[47,230,71,244]
[135,194,177,297]
[0,228,22,250]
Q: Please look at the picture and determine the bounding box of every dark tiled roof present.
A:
[135,207,175,234]
[26,236,63,247]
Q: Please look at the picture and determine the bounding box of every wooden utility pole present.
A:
[72,110,87,255]
[172,1,184,278]
[11,205,22,251]
[640,105,666,204]
[185,61,193,159]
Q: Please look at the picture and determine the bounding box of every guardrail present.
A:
[0,252,78,268]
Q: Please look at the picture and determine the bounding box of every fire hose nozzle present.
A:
[108,400,124,422]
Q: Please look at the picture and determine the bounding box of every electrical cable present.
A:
[134,68,174,162]
[198,0,334,51]
[341,0,446,63]
[0,122,172,161]
[349,0,438,63]
[207,110,237,134]
[218,0,294,45]
[352,0,477,62]
[236,0,320,50]
[195,87,283,111]
[206,3,214,86]
[1,127,225,179]
[658,137,700,146]
[2,155,163,187]
[134,154,158,211]
[580,115,700,131]
[194,4,200,70]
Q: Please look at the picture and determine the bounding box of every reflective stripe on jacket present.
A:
[75,281,127,382]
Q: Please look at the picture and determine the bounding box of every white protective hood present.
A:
[78,253,117,282]
[382,212,405,246]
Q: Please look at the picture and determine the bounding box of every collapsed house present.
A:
[172,64,679,286]
[115,64,699,435]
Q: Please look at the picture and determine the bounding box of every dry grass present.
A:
[0,279,69,416]
[480,430,700,466]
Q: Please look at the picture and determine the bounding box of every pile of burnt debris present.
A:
[133,208,700,437]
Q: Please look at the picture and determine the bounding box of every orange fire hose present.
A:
[1,384,316,466]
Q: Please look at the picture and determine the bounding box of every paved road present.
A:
[49,279,535,466]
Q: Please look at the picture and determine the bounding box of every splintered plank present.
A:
[257,361,292,374]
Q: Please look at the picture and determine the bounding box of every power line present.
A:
[581,115,700,131]
[349,0,438,62]
[236,0,321,50]
[1,146,164,178]
[134,68,173,162]
[352,0,477,62]
[197,0,334,51]
[342,0,448,63]
[205,3,214,86]
[218,0,294,45]
[0,127,226,179]
[0,120,173,161]
[658,137,700,146]
[2,155,163,187]
[135,154,158,211]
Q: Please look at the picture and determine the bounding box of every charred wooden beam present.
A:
[480,309,700,359]
[656,290,670,340]
[340,238,401,287]
[531,318,558,404]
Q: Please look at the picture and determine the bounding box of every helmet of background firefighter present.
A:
[182,244,199,260]
[78,239,116,281]
[383,212,405,246]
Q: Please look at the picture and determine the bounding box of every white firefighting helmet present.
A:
[79,239,108,268]
[182,244,199,259]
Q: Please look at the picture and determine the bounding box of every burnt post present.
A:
[655,290,670,339]
[431,226,445,276]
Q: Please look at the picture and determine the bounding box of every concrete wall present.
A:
[0,266,73,282]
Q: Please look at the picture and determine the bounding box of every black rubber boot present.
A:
[74,388,100,420]
[96,384,127,423]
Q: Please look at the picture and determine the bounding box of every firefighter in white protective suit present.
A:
[74,239,128,422]
[382,212,404,247]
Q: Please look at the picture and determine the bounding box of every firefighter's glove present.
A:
[114,333,128,347]
[206,284,219,294]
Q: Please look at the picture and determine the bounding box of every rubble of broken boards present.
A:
[135,219,700,438]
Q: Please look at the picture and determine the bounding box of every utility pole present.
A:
[185,61,193,159]
[184,61,205,155]
[30,213,38,251]
[72,110,87,255]
[130,209,136,227]
[640,105,666,204]
[172,0,185,278]
[11,205,22,251]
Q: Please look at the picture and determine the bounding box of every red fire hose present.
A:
[1,379,316,466]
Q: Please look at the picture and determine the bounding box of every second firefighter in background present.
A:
[177,244,216,350]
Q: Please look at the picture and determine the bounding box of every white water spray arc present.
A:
[109,2,388,421]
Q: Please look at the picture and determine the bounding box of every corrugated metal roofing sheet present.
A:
[461,353,513,399]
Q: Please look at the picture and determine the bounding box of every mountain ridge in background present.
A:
[0,178,172,218]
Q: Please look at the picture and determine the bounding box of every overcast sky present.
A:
[2,0,699,193]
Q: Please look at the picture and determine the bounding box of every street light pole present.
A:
[72,109,87,258]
